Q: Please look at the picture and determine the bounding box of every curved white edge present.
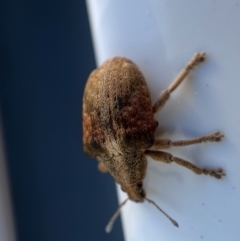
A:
[86,1,240,241]
[0,114,17,241]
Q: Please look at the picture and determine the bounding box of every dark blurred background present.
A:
[0,1,124,240]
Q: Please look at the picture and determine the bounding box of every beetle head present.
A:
[121,182,145,202]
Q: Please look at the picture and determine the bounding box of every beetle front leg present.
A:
[97,157,108,173]
[152,131,224,149]
[153,52,206,113]
[145,150,225,179]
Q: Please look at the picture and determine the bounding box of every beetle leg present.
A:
[145,150,225,179]
[153,52,206,113]
[97,157,108,173]
[152,131,224,149]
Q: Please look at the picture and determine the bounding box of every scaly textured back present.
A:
[82,57,158,185]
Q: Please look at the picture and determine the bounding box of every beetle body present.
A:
[83,57,158,201]
[83,53,225,231]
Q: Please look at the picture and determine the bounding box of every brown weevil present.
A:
[82,52,225,232]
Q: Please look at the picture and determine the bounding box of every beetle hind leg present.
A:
[153,52,206,113]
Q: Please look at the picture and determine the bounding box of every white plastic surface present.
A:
[86,1,240,240]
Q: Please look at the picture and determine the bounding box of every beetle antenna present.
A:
[145,197,179,227]
[105,198,128,233]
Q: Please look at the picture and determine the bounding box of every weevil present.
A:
[82,52,225,232]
